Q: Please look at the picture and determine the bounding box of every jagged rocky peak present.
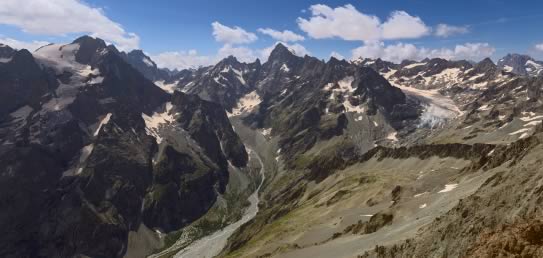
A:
[126,49,157,68]
[497,53,543,76]
[0,43,16,60]
[72,35,108,65]
[474,57,497,73]
[269,42,296,59]
[0,48,53,120]
[265,43,304,70]
[121,48,173,82]
[327,56,350,66]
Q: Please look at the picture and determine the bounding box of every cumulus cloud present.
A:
[297,4,381,41]
[151,50,214,70]
[0,0,140,50]
[212,21,257,45]
[297,4,430,41]
[535,43,543,51]
[155,21,312,70]
[217,44,257,63]
[435,24,469,38]
[153,40,312,70]
[381,11,430,39]
[352,41,495,63]
[257,28,305,42]
[0,37,49,51]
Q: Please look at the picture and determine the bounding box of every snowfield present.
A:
[392,83,462,128]
[142,102,177,144]
[228,91,261,117]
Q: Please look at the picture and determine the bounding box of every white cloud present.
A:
[257,28,305,42]
[352,41,495,63]
[217,44,257,63]
[381,11,430,40]
[435,24,469,38]
[453,43,495,60]
[297,4,430,41]
[154,40,313,70]
[297,4,381,41]
[151,45,259,70]
[535,43,543,51]
[330,51,345,60]
[151,50,214,70]
[0,37,49,51]
[212,21,257,45]
[0,0,139,50]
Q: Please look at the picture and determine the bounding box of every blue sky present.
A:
[1,0,543,69]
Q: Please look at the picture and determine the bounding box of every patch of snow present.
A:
[232,68,246,85]
[419,203,427,209]
[393,83,462,128]
[509,128,532,136]
[468,73,485,81]
[42,95,76,111]
[413,192,428,198]
[323,76,355,93]
[0,57,12,63]
[142,56,154,67]
[89,76,104,84]
[35,43,102,111]
[343,99,366,113]
[10,105,33,120]
[9,105,33,130]
[404,62,426,69]
[354,115,363,122]
[487,149,495,156]
[221,65,231,73]
[142,102,177,144]
[524,120,542,127]
[425,68,462,85]
[519,133,531,139]
[229,91,261,117]
[478,104,491,111]
[526,60,542,71]
[386,132,398,142]
[503,65,513,73]
[213,76,225,86]
[280,63,290,72]
[471,80,489,89]
[155,80,178,94]
[338,76,355,93]
[261,128,272,136]
[520,114,543,122]
[94,113,112,136]
[438,183,458,193]
[382,69,397,79]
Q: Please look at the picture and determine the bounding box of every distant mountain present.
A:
[121,49,172,82]
[497,53,543,77]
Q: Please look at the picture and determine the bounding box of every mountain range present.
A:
[2,35,543,258]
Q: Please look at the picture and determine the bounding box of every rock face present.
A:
[179,56,262,111]
[497,53,543,77]
[0,36,247,258]
[122,49,171,82]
